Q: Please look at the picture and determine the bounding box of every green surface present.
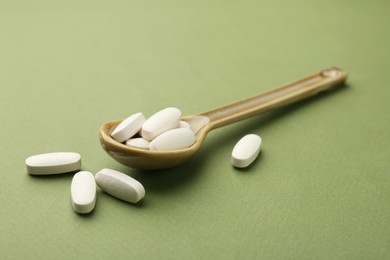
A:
[1,1,390,259]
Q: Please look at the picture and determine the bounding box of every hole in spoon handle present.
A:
[201,67,348,130]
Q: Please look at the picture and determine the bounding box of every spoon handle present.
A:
[201,67,348,130]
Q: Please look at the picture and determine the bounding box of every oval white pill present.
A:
[141,107,181,140]
[111,112,146,143]
[25,152,81,175]
[95,168,145,203]
[231,134,262,168]
[125,137,150,150]
[71,171,96,214]
[179,120,190,129]
[150,128,196,151]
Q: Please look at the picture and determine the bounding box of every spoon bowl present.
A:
[99,115,210,170]
[99,67,348,170]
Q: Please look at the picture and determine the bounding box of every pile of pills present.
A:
[111,107,263,166]
[25,152,145,214]
[110,107,196,151]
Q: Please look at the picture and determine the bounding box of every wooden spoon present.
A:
[99,67,348,170]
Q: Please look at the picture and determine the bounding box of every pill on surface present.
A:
[125,137,150,150]
[231,134,262,168]
[25,152,81,175]
[95,168,145,203]
[111,112,146,143]
[141,107,181,140]
[150,128,196,151]
[71,171,96,214]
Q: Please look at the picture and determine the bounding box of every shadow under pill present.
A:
[74,208,97,218]
[233,150,265,173]
[28,169,79,180]
[96,188,147,208]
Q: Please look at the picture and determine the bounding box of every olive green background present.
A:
[1,0,389,259]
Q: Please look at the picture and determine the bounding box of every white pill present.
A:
[111,112,146,143]
[179,120,190,129]
[71,171,96,214]
[231,134,262,168]
[125,137,150,150]
[25,152,81,175]
[95,168,145,203]
[141,107,181,140]
[150,128,196,151]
